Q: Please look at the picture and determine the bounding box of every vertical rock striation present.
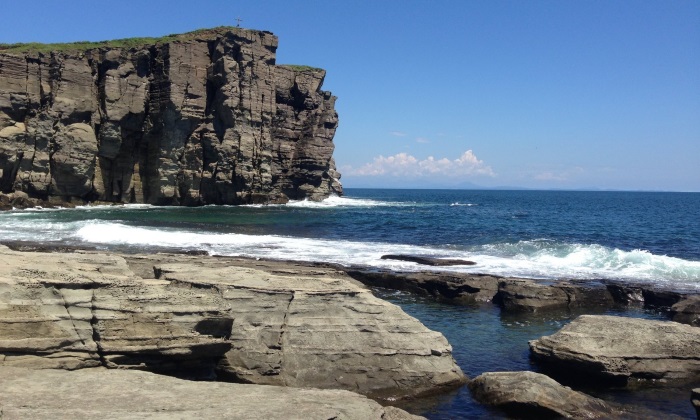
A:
[0,27,342,205]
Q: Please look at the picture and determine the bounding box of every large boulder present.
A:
[529,315,700,387]
[469,371,625,419]
[152,257,466,399]
[671,295,700,326]
[0,246,465,399]
[0,366,422,419]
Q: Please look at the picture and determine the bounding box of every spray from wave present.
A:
[68,222,700,290]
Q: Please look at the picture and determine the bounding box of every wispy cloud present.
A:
[389,131,407,137]
[415,137,430,144]
[532,167,584,182]
[343,150,496,178]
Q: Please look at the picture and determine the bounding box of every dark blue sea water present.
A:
[1,189,699,418]
[1,189,698,289]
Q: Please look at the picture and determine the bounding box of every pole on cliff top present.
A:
[235,17,243,27]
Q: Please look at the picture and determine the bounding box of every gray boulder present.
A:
[529,315,700,387]
[469,371,623,419]
[671,295,700,326]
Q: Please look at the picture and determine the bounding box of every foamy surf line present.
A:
[240,195,412,208]
[69,222,700,290]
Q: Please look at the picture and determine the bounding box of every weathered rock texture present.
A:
[671,295,700,326]
[345,268,699,318]
[0,246,465,400]
[0,366,422,419]
[0,27,341,206]
[529,315,700,387]
[469,371,628,419]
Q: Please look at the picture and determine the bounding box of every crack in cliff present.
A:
[2,28,341,205]
[89,289,107,367]
[56,287,88,348]
[278,291,295,386]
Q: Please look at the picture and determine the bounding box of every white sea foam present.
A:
[282,195,404,208]
[450,202,478,207]
[240,195,405,209]
[66,222,700,290]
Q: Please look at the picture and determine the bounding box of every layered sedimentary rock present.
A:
[0,27,341,205]
[0,367,422,419]
[529,315,700,387]
[0,246,465,399]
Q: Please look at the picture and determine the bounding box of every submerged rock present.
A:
[0,366,422,419]
[0,246,465,399]
[469,371,625,419]
[529,315,700,387]
[380,255,476,266]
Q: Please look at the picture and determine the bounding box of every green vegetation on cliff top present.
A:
[279,65,323,72]
[0,26,241,54]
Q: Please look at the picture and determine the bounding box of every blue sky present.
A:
[2,1,698,191]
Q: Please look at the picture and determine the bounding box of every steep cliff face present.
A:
[0,28,342,205]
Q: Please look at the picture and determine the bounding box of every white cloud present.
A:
[344,150,496,178]
[415,137,430,144]
[389,131,407,137]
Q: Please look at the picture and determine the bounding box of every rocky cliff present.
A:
[0,27,342,205]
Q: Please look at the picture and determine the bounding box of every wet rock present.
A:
[380,255,476,266]
[0,366,422,419]
[692,388,700,419]
[495,279,615,312]
[469,371,624,419]
[529,315,700,387]
[671,295,700,326]
[346,270,500,304]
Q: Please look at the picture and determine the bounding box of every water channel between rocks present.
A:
[372,288,697,419]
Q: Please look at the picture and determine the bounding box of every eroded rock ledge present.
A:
[0,245,465,400]
[0,27,341,206]
[344,268,700,323]
[0,366,422,419]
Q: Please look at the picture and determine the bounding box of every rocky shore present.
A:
[0,366,420,420]
[0,244,466,418]
[1,244,699,418]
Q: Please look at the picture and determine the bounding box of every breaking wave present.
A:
[64,222,700,290]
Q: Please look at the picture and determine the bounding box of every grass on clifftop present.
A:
[0,26,240,54]
[280,65,324,72]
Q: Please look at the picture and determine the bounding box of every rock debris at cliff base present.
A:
[0,27,342,206]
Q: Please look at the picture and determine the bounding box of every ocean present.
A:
[1,188,699,418]
[1,189,699,290]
